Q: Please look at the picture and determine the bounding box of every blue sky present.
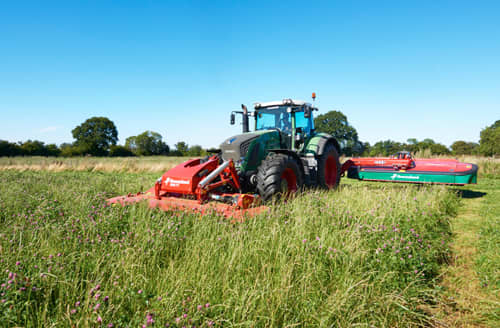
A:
[1,1,499,148]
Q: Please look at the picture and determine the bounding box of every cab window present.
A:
[295,111,313,134]
[256,107,291,133]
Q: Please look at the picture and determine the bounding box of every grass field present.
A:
[0,155,497,176]
[0,157,498,327]
[0,156,190,173]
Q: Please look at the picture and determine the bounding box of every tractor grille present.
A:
[220,133,260,162]
[240,139,254,157]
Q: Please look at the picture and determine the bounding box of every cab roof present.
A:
[254,99,312,109]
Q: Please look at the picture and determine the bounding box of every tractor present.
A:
[108,95,342,219]
[223,97,341,200]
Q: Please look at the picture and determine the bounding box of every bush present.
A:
[109,145,135,157]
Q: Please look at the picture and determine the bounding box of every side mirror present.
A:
[304,107,311,118]
[230,113,235,125]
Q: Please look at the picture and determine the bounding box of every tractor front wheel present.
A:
[317,144,341,189]
[256,153,303,201]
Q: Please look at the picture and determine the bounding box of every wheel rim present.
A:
[281,167,298,192]
[325,155,338,188]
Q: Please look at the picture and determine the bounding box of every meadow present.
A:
[0,157,498,327]
[0,155,497,176]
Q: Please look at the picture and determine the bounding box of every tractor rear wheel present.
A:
[256,153,303,201]
[317,144,341,189]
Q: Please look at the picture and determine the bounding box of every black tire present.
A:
[256,153,303,201]
[317,144,341,189]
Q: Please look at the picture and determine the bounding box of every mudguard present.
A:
[304,133,341,157]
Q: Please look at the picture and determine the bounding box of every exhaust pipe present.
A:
[242,104,249,133]
[198,160,231,188]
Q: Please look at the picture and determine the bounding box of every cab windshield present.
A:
[256,106,292,133]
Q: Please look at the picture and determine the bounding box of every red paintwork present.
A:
[158,158,217,195]
[348,156,474,173]
[107,155,267,220]
[107,191,268,222]
[325,155,338,187]
[281,167,298,192]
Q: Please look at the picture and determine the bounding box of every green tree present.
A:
[20,140,48,156]
[369,140,403,156]
[405,138,419,152]
[125,131,169,156]
[0,140,22,156]
[406,138,418,145]
[314,110,363,155]
[174,141,189,156]
[187,145,205,156]
[430,143,450,155]
[451,141,479,155]
[46,144,61,157]
[479,120,500,156]
[60,143,75,157]
[72,117,118,156]
[416,138,435,151]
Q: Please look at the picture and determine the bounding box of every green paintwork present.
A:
[234,104,337,176]
[239,130,281,172]
[239,130,332,172]
[303,133,330,155]
[349,169,477,185]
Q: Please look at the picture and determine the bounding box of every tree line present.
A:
[0,117,207,157]
[1,115,498,157]
[313,112,498,156]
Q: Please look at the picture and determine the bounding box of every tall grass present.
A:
[0,171,459,327]
[0,156,188,173]
[1,155,498,177]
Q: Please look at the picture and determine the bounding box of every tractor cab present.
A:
[252,99,317,151]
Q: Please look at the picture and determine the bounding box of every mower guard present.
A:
[107,190,269,221]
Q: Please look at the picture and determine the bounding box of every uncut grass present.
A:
[0,156,188,173]
[1,155,498,177]
[0,171,458,327]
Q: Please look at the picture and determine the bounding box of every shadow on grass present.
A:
[456,189,487,199]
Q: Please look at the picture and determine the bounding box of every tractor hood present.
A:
[220,131,264,162]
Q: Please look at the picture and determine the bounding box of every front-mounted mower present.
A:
[108,94,343,219]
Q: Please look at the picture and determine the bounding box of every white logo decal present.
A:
[390,173,419,180]
[164,177,190,187]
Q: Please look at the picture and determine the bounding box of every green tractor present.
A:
[220,98,342,200]
[108,97,343,219]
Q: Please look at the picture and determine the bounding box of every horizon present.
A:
[1,1,499,148]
